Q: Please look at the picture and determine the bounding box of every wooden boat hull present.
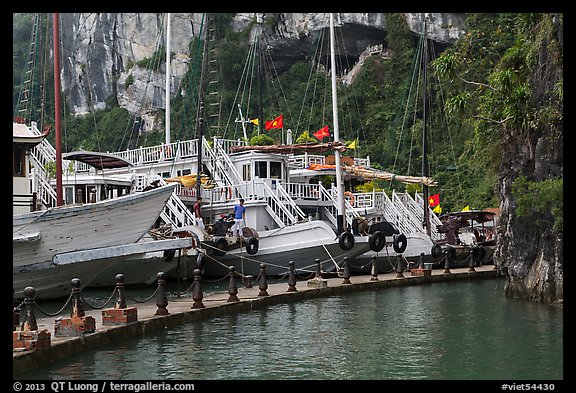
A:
[201,220,372,277]
[13,184,177,300]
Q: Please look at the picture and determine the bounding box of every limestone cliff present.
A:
[57,13,465,116]
[493,14,563,307]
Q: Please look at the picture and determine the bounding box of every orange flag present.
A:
[428,193,440,207]
[265,114,283,130]
[314,126,330,140]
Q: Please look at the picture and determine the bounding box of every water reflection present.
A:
[18,279,562,380]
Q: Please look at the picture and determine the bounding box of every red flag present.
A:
[265,114,283,130]
[313,126,330,140]
[428,193,440,207]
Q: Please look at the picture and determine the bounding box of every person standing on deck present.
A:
[194,196,205,231]
[231,198,246,237]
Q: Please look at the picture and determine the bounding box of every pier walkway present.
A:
[13,265,497,375]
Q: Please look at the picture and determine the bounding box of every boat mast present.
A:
[257,14,264,136]
[53,13,63,206]
[330,13,345,233]
[421,14,431,236]
[165,13,172,145]
[196,13,209,197]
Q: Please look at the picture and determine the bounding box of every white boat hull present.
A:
[13,184,177,300]
[201,220,372,277]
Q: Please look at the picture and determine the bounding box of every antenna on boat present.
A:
[330,13,346,234]
[196,13,209,198]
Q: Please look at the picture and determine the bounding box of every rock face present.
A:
[57,13,465,116]
[494,15,563,307]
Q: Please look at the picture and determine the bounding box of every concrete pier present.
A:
[13,265,497,376]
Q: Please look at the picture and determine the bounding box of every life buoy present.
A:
[431,244,443,259]
[338,231,355,251]
[344,191,355,205]
[221,186,233,200]
[369,231,386,252]
[246,237,259,255]
[163,249,176,262]
[393,233,407,253]
[213,237,228,256]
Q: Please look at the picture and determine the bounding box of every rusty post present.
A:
[314,258,322,279]
[342,257,351,284]
[287,261,297,292]
[20,287,38,332]
[468,249,477,272]
[191,269,205,309]
[395,255,404,278]
[115,274,127,309]
[258,264,269,296]
[227,266,239,302]
[370,255,378,281]
[70,278,85,318]
[154,272,169,315]
[418,252,425,269]
[443,249,452,274]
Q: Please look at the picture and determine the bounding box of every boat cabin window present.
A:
[270,161,282,179]
[255,161,268,178]
[242,164,251,181]
[13,145,26,177]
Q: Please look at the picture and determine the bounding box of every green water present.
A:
[16,279,563,381]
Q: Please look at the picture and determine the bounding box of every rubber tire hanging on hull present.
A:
[246,237,259,255]
[163,249,176,262]
[338,231,355,251]
[213,238,228,256]
[431,244,443,259]
[369,231,386,252]
[393,234,407,253]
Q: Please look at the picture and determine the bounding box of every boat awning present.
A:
[13,122,51,147]
[63,151,134,170]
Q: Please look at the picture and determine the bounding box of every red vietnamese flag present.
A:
[428,193,440,207]
[313,125,330,140]
[264,114,283,130]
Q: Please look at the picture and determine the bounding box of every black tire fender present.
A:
[369,231,386,252]
[163,249,176,262]
[431,244,443,259]
[393,233,407,253]
[213,238,228,256]
[338,231,355,251]
[246,237,259,255]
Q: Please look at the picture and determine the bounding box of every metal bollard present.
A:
[70,278,85,318]
[342,257,351,284]
[315,258,322,279]
[258,264,269,296]
[227,266,239,302]
[115,274,127,309]
[395,255,404,278]
[20,287,38,332]
[418,252,425,270]
[469,248,477,272]
[243,275,254,288]
[370,255,378,281]
[443,249,452,274]
[154,272,169,315]
[287,261,297,292]
[191,269,205,309]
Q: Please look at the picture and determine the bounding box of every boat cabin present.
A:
[13,122,50,214]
